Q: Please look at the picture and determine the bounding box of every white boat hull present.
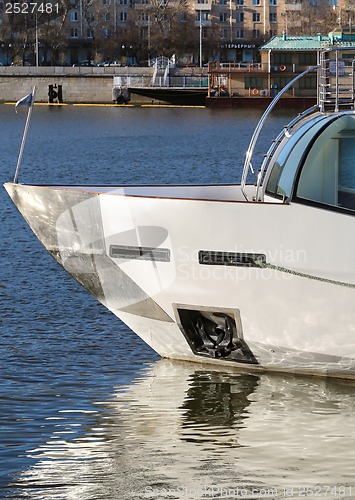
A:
[4,182,355,378]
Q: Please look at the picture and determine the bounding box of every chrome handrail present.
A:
[240,65,320,201]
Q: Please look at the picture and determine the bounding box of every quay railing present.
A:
[114,75,208,89]
[209,62,262,72]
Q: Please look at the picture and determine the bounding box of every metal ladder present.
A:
[318,48,355,112]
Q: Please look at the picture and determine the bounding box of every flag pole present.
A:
[14,85,36,184]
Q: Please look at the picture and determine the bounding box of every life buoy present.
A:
[280,65,286,72]
[48,89,58,100]
[252,88,259,96]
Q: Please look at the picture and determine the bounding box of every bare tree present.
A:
[341,0,355,30]
[39,0,72,65]
[3,0,71,64]
[79,0,112,61]
[141,0,196,59]
[286,0,339,36]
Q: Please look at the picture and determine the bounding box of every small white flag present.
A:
[15,92,33,112]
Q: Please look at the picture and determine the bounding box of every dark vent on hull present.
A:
[110,245,170,262]
[199,250,266,267]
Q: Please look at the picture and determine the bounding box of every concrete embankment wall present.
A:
[0,66,155,103]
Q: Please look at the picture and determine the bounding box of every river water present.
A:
[1,104,355,500]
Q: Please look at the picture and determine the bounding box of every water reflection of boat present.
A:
[4,48,355,379]
[9,360,355,498]
[180,370,258,441]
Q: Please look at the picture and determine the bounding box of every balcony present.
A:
[285,3,301,9]
[194,19,212,27]
[194,2,212,10]
[209,62,264,72]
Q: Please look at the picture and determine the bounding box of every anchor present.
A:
[195,315,239,358]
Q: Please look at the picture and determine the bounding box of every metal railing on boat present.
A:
[241,47,355,202]
[240,65,319,201]
[318,49,355,112]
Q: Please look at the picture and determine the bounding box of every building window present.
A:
[70,10,78,21]
[329,0,337,5]
[269,29,277,37]
[104,12,110,21]
[235,0,244,4]
[120,11,127,20]
[87,28,94,38]
[269,0,277,4]
[236,11,244,22]
[299,53,317,65]
[245,76,263,89]
[253,12,260,22]
[236,29,244,38]
[103,0,110,4]
[273,76,292,87]
[220,12,228,22]
[252,29,260,37]
[273,53,292,65]
[252,0,260,5]
[309,0,317,4]
[220,0,228,4]
[269,12,277,22]
[221,28,228,38]
[70,28,79,37]
[298,76,317,89]
[103,28,110,37]
[197,11,209,20]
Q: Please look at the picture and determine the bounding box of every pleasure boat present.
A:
[4,49,355,379]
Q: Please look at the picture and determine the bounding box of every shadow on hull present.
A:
[129,87,208,106]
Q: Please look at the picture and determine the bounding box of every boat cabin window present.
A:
[295,114,355,212]
[265,115,330,199]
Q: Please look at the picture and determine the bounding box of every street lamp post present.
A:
[199,11,203,67]
[230,0,233,42]
[35,12,39,66]
[148,13,151,65]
